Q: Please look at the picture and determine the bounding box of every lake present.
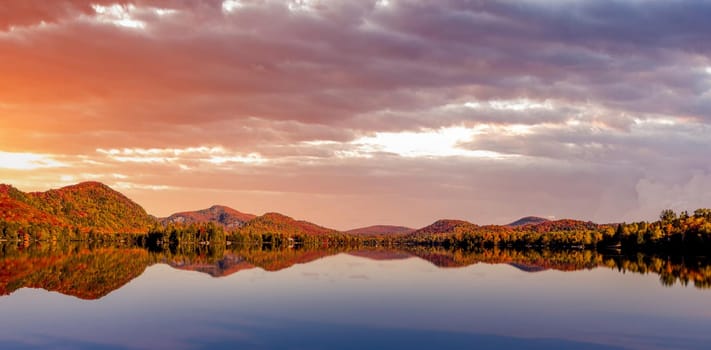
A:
[0,244,710,349]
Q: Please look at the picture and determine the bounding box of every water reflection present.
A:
[1,242,710,300]
[1,243,711,349]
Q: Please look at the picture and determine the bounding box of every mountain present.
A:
[0,181,155,234]
[162,205,256,229]
[507,216,550,227]
[237,212,340,236]
[409,219,478,236]
[1,180,605,240]
[0,184,65,226]
[346,225,414,235]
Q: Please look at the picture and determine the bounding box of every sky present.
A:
[1,0,710,230]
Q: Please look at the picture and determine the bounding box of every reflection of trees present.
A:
[401,246,603,271]
[2,242,711,301]
[403,246,711,289]
[0,242,150,299]
[599,253,711,288]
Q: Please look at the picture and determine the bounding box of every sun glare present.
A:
[0,151,65,170]
[91,4,145,29]
[222,0,245,13]
[350,126,512,159]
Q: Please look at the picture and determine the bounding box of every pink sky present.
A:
[1,0,710,230]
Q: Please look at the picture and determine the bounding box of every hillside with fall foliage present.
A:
[236,212,339,237]
[409,219,479,237]
[0,182,155,238]
[2,182,711,255]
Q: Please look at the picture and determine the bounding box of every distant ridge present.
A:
[346,225,414,235]
[1,181,610,239]
[409,219,478,236]
[238,212,339,236]
[162,205,256,229]
[507,216,550,227]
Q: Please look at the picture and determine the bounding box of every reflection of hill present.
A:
[154,245,342,276]
[402,246,603,271]
[169,254,256,277]
[149,246,711,290]
[2,243,711,300]
[347,250,412,261]
[162,248,414,277]
[402,246,711,289]
[237,248,338,271]
[0,247,150,299]
[508,263,548,273]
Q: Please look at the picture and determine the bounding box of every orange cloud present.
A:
[1,0,710,227]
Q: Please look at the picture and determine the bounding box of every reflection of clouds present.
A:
[349,274,370,280]
[301,272,321,280]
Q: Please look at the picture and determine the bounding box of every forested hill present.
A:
[346,225,415,235]
[0,182,155,236]
[161,205,256,229]
[237,212,340,237]
[2,181,711,253]
[507,216,550,227]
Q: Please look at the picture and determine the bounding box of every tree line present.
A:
[434,209,711,254]
[3,208,711,255]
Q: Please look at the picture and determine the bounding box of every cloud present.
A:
[629,172,711,221]
[0,151,66,170]
[3,0,710,136]
[1,0,710,226]
[0,0,113,30]
[96,146,266,166]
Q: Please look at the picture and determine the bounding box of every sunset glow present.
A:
[1,0,710,228]
[0,151,65,170]
[349,127,513,159]
[3,3,711,350]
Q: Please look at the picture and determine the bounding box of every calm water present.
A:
[1,246,710,350]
